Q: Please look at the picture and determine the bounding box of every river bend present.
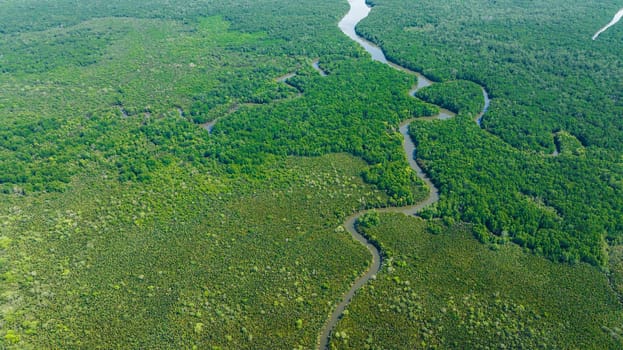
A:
[317,0,490,348]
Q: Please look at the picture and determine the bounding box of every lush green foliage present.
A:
[410,113,623,266]
[0,15,290,192]
[361,0,623,151]
[0,154,389,349]
[334,213,623,349]
[2,0,623,348]
[209,57,435,205]
[415,80,483,116]
[0,6,433,203]
[359,0,623,266]
[0,0,435,347]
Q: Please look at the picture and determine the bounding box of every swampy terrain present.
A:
[1,0,623,349]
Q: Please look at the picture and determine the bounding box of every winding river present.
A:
[317,0,490,348]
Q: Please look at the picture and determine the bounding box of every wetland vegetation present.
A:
[1,0,623,348]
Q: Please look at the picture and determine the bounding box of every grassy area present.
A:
[332,213,623,349]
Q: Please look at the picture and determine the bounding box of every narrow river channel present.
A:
[317,0,490,348]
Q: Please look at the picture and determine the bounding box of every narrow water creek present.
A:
[317,0,490,348]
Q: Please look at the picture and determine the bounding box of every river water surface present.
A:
[593,8,623,40]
